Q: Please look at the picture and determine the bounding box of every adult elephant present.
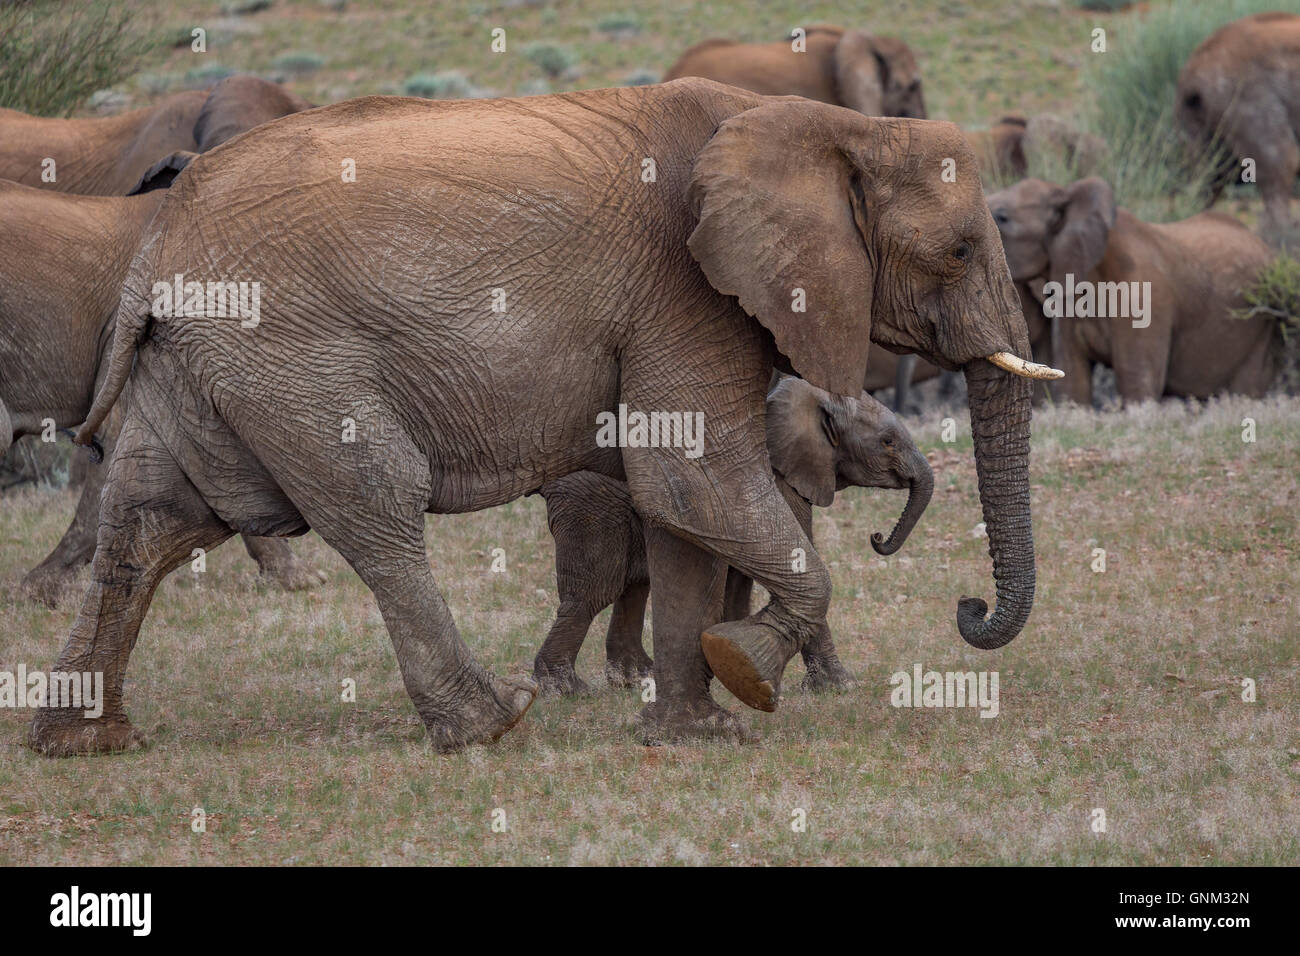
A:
[1176,12,1300,241]
[0,91,207,194]
[0,177,323,605]
[664,25,926,118]
[33,79,1056,757]
[988,177,1278,406]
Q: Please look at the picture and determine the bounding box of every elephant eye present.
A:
[951,240,973,262]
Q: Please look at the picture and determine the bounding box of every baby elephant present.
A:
[533,377,934,696]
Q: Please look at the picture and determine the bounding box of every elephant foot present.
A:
[29,713,146,757]
[20,565,80,609]
[604,651,653,689]
[423,672,537,752]
[260,559,326,592]
[801,653,856,693]
[700,619,796,713]
[636,696,756,745]
[532,658,591,697]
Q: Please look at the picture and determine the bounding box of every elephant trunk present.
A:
[956,358,1035,649]
[871,448,933,555]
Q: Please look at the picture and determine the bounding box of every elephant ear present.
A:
[688,100,875,398]
[832,30,885,115]
[764,376,842,507]
[1047,176,1116,284]
[126,150,197,195]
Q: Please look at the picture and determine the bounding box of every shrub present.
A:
[403,71,471,99]
[272,51,324,76]
[0,0,153,116]
[1233,254,1300,393]
[596,13,641,37]
[524,42,575,79]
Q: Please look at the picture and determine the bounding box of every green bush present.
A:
[0,0,153,116]
[524,42,575,79]
[403,71,471,99]
[596,13,641,36]
[1234,254,1300,393]
[272,51,325,76]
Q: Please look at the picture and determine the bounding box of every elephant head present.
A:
[986,176,1116,377]
[833,30,927,119]
[193,74,314,152]
[766,376,934,555]
[688,101,1058,649]
[1175,54,1244,202]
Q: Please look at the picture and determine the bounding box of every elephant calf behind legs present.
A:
[533,381,933,697]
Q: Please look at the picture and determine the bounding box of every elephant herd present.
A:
[1,13,1294,755]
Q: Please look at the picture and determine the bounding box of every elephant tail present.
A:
[73,296,151,448]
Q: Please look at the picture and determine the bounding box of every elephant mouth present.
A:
[986,351,1063,380]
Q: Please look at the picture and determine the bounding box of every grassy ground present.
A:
[2,397,1296,865]
[103,0,1132,125]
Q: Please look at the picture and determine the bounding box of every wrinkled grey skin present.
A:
[988,176,1278,405]
[1175,12,1300,242]
[0,178,322,607]
[532,379,933,696]
[33,80,1040,757]
[664,25,926,119]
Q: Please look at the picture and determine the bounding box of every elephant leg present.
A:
[1256,134,1300,243]
[271,421,535,751]
[604,580,652,688]
[21,446,110,608]
[621,363,830,717]
[1111,318,1169,405]
[722,567,752,622]
[534,600,599,697]
[240,535,323,591]
[894,354,917,413]
[636,525,752,743]
[800,622,854,692]
[29,416,233,756]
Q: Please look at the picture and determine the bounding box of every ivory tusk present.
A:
[985,351,1065,380]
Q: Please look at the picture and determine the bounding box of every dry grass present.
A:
[1,396,1296,865]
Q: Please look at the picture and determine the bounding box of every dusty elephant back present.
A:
[107,81,771,510]
[663,33,842,101]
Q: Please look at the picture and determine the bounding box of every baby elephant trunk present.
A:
[871,448,934,555]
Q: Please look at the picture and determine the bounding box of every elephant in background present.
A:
[533,378,933,696]
[0,91,207,194]
[664,25,926,118]
[1176,12,1300,242]
[966,114,1106,185]
[988,176,1278,406]
[35,79,1054,757]
[0,76,310,196]
[193,75,313,151]
[0,177,323,606]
